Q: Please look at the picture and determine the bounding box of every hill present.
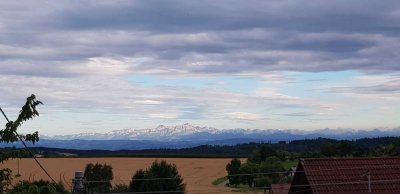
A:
[4,136,398,158]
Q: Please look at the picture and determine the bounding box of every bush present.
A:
[129,169,147,191]
[84,163,113,193]
[111,184,129,192]
[129,160,185,194]
[0,168,12,193]
[11,180,70,194]
[226,158,241,186]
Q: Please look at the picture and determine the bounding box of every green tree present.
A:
[226,158,241,187]
[276,150,290,161]
[337,141,354,156]
[84,163,113,193]
[255,156,285,187]
[320,142,337,157]
[238,162,258,187]
[0,94,42,193]
[248,145,277,163]
[129,160,185,193]
[129,169,148,192]
[386,139,400,156]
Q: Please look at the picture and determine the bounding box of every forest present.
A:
[2,136,400,158]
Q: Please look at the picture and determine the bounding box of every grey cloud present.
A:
[1,30,399,77]
[319,75,400,95]
[1,0,400,77]
[326,83,400,94]
[42,0,400,34]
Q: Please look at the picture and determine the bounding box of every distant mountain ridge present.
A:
[44,123,400,141]
[2,124,399,150]
[46,123,220,140]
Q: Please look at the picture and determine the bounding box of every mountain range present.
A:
[3,123,400,150]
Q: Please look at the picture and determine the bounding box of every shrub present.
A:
[226,158,241,187]
[11,180,70,194]
[111,183,129,192]
[129,160,185,194]
[84,163,113,193]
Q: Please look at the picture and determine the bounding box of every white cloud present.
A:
[148,113,181,119]
[134,100,165,105]
[225,112,262,121]
[64,57,132,76]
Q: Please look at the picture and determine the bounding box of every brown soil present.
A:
[3,158,239,194]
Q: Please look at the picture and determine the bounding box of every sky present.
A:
[0,0,399,135]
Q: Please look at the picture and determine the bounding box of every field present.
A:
[3,158,241,194]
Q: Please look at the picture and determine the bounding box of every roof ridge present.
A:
[302,157,400,161]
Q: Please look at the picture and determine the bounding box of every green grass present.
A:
[282,160,298,169]
[212,177,228,186]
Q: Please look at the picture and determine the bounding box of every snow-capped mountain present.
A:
[4,124,399,150]
[47,123,220,140]
[44,123,400,141]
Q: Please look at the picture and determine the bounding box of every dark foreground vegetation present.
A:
[81,161,185,194]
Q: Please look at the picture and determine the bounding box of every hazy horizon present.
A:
[1,1,399,135]
[39,123,400,137]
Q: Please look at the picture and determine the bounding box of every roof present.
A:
[289,157,400,194]
[271,184,290,194]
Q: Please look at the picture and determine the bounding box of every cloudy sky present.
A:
[1,0,399,135]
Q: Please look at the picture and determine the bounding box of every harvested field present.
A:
[3,158,241,194]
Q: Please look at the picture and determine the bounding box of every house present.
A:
[289,157,400,194]
[58,152,78,157]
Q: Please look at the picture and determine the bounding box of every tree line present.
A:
[6,136,400,158]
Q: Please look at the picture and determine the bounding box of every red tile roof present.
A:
[290,157,400,194]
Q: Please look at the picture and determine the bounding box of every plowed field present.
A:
[3,158,239,194]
